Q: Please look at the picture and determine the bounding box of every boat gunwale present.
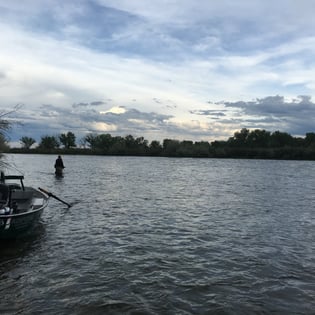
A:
[0,189,49,219]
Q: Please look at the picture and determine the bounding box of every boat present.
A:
[0,174,49,239]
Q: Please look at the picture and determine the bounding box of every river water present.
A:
[0,154,314,314]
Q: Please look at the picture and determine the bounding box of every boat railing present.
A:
[3,175,25,190]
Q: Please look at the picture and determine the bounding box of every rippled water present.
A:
[0,154,315,314]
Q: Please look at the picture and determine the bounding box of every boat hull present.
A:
[0,188,48,239]
[0,208,44,239]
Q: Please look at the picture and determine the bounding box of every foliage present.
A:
[82,133,149,155]
[6,128,315,160]
[20,136,36,149]
[0,108,16,168]
[0,134,9,152]
[59,132,76,149]
[38,135,60,150]
[149,140,163,156]
[0,117,10,136]
[162,139,180,156]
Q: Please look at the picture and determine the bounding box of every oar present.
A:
[38,187,72,208]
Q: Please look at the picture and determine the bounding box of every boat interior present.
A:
[0,174,37,214]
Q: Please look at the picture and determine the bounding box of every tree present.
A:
[177,140,194,156]
[163,139,180,156]
[38,135,60,150]
[0,115,10,137]
[149,140,162,155]
[109,136,126,154]
[82,133,114,151]
[134,136,149,155]
[95,134,113,151]
[305,132,315,147]
[194,141,211,157]
[59,132,76,149]
[125,135,136,148]
[270,131,293,147]
[246,129,271,148]
[83,133,98,149]
[0,134,9,152]
[229,128,250,146]
[20,136,36,149]
[0,110,12,155]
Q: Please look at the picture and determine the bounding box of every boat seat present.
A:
[11,190,33,200]
[8,184,22,191]
[11,190,34,211]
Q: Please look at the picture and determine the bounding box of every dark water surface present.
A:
[0,154,314,314]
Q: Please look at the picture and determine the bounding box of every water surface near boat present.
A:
[0,154,314,314]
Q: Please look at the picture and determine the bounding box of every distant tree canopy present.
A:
[305,132,315,147]
[59,132,76,149]
[82,133,149,155]
[227,128,294,148]
[20,136,36,149]
[38,135,60,150]
[6,128,315,160]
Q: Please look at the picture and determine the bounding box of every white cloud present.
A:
[100,107,126,115]
[92,122,117,132]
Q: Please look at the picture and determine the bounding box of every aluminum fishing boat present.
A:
[0,174,49,239]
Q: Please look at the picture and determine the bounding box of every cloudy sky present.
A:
[1,0,315,145]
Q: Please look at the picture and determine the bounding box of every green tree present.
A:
[109,136,126,154]
[38,135,60,150]
[177,140,194,156]
[149,140,162,155]
[0,134,9,152]
[270,131,293,147]
[305,132,315,147]
[194,141,211,157]
[0,110,12,155]
[20,136,36,149]
[228,128,250,147]
[83,133,97,149]
[95,134,113,151]
[163,139,180,156]
[125,135,136,148]
[59,131,76,149]
[82,133,113,152]
[246,129,271,148]
[135,136,149,155]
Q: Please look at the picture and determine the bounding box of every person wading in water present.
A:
[54,155,65,176]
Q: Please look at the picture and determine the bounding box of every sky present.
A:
[1,0,315,146]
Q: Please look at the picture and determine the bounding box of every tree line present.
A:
[3,128,315,160]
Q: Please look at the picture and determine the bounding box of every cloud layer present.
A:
[1,1,315,144]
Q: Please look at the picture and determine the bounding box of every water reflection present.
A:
[55,173,64,180]
[0,223,45,270]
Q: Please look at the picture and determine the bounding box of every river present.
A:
[0,154,314,314]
